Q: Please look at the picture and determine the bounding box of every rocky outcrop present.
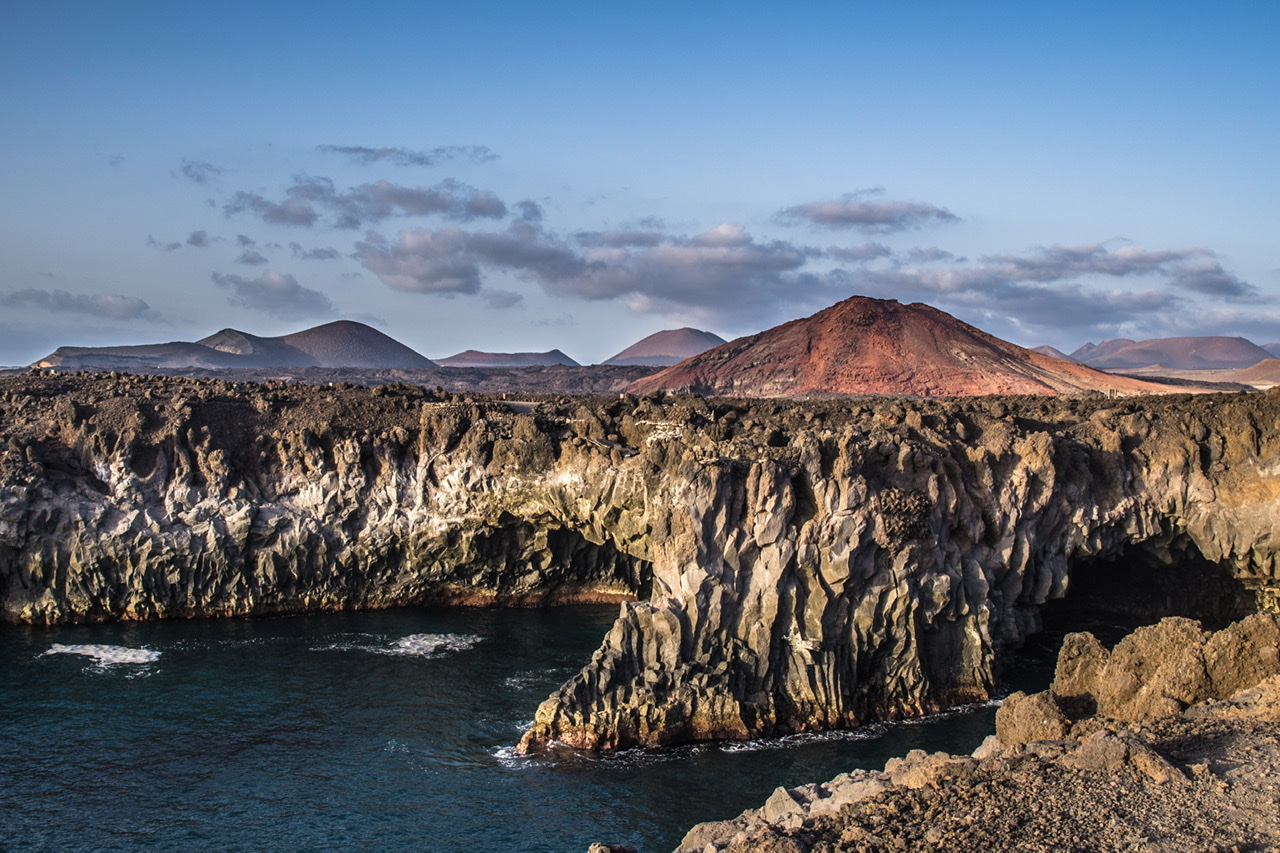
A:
[998,613,1280,741]
[1,373,1279,756]
[674,615,1280,853]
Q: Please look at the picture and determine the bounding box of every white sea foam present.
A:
[717,724,889,753]
[492,744,560,770]
[384,633,482,657]
[503,667,567,691]
[42,644,161,668]
[312,633,482,658]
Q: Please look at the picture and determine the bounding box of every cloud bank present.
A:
[211,270,335,320]
[317,145,498,167]
[0,289,157,321]
[780,190,959,233]
[225,177,507,229]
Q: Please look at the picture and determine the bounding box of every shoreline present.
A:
[664,614,1280,853]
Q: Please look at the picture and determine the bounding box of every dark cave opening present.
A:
[447,517,654,606]
[1044,535,1257,635]
[1000,536,1258,695]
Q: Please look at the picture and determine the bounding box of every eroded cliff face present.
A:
[1,374,1278,753]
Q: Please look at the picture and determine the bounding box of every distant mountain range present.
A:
[1066,336,1273,370]
[31,307,1272,398]
[436,349,580,368]
[603,328,727,366]
[628,296,1173,398]
[35,323,728,372]
[36,321,437,370]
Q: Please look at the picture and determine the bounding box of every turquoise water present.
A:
[1,606,1004,852]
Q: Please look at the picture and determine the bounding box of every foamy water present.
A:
[41,643,161,668]
[311,632,482,658]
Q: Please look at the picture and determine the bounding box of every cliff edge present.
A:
[1,373,1278,757]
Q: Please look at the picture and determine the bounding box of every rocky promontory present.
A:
[1,372,1278,757]
[674,613,1280,852]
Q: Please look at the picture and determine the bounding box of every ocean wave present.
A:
[41,644,161,669]
[311,633,482,658]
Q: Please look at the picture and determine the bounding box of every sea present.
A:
[0,605,1058,853]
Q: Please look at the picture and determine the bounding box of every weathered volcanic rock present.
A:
[999,613,1280,739]
[627,296,1175,397]
[1,374,1278,758]
[676,615,1280,853]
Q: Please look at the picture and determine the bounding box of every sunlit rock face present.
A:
[1,373,1278,753]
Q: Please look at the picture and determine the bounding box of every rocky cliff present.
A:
[1,373,1278,754]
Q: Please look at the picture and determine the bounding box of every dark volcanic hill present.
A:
[628,296,1177,397]
[436,349,579,368]
[278,321,435,368]
[603,328,727,366]
[1070,336,1272,370]
[36,341,253,371]
[36,321,435,370]
[1264,343,1280,357]
[197,329,317,366]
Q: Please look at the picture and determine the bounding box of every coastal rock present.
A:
[673,615,1280,852]
[1,374,1279,758]
[1047,614,1280,723]
[1187,674,1280,722]
[995,689,1071,745]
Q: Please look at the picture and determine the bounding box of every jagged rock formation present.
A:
[436,349,580,368]
[604,328,728,367]
[628,297,1179,397]
[34,320,436,370]
[674,614,1280,853]
[1,373,1279,757]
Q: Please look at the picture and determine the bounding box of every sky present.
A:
[1,0,1278,366]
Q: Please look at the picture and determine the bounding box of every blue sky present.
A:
[2,0,1277,365]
